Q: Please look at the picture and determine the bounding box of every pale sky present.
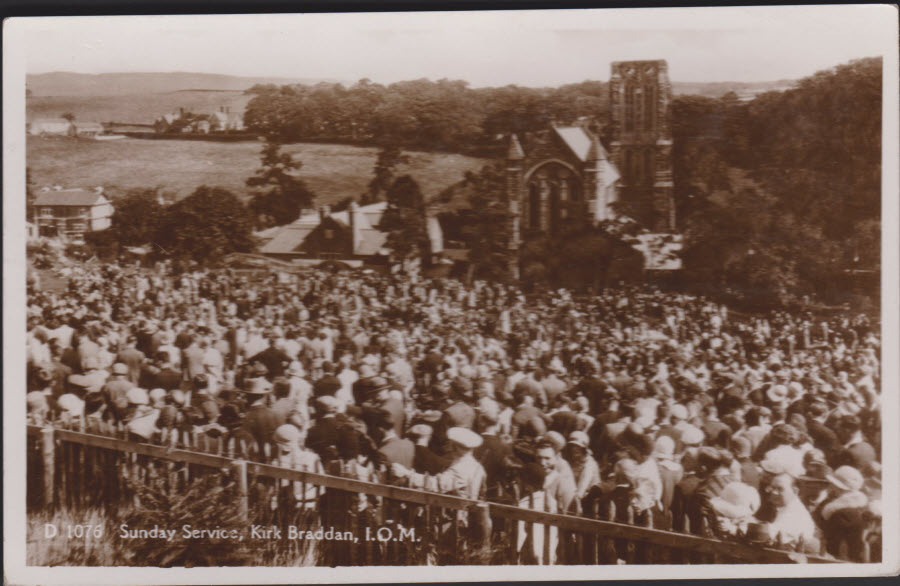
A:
[13,5,897,87]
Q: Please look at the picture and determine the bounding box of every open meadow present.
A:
[26,136,486,204]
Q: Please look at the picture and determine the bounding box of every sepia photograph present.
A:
[3,5,899,584]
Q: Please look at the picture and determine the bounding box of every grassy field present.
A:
[27,91,253,126]
[27,136,486,204]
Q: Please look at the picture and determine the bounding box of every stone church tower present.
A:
[608,60,675,232]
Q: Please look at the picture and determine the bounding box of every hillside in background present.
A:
[27,91,254,126]
[26,71,340,97]
[27,70,795,99]
[27,136,485,205]
[24,71,799,135]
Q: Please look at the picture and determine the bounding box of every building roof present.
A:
[507,134,525,160]
[260,201,395,256]
[259,226,314,254]
[355,229,389,255]
[553,126,610,162]
[33,189,106,207]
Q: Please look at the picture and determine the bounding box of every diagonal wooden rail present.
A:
[27,425,838,564]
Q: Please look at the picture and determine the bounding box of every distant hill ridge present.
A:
[27,71,796,98]
[26,71,343,97]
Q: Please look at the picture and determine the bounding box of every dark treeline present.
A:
[243,78,609,153]
[671,57,881,308]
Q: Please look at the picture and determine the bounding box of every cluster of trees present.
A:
[672,57,881,307]
[79,57,879,309]
[85,186,256,263]
[243,78,609,152]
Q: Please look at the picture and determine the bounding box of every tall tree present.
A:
[378,175,430,268]
[246,141,316,229]
[363,143,409,204]
[460,163,515,282]
[110,188,166,247]
[157,186,256,262]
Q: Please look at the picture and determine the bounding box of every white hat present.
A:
[126,387,150,405]
[273,423,301,447]
[447,427,482,449]
[670,404,689,420]
[57,393,85,416]
[827,465,865,492]
[767,384,789,403]
[760,445,805,478]
[316,395,339,413]
[680,425,705,446]
[112,362,129,376]
[653,435,676,460]
[149,388,167,404]
[568,430,590,449]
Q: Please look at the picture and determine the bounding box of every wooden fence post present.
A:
[232,459,248,520]
[41,426,55,509]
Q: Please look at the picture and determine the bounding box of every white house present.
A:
[33,187,113,241]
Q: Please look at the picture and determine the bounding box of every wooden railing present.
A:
[26,424,837,566]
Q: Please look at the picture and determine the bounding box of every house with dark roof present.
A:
[258,201,443,267]
[33,187,113,241]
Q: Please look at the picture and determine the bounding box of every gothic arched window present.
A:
[528,183,540,229]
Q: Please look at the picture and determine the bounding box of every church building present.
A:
[502,59,676,275]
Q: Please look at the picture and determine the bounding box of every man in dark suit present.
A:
[306,395,344,463]
[375,409,415,469]
[250,336,291,380]
[151,352,184,392]
[806,399,841,464]
[239,378,280,455]
[409,423,448,474]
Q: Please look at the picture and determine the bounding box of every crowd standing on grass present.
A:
[25,261,883,562]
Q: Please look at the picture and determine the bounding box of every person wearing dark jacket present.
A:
[239,378,280,456]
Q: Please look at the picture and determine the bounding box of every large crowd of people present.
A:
[25,261,882,562]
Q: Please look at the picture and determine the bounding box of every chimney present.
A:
[348,201,361,254]
[179,107,185,117]
[319,205,331,222]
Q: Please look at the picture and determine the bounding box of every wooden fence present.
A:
[26,423,838,566]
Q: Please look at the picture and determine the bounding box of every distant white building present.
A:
[33,187,113,241]
[28,118,73,136]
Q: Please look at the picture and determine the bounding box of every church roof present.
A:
[507,134,525,160]
[553,126,609,162]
